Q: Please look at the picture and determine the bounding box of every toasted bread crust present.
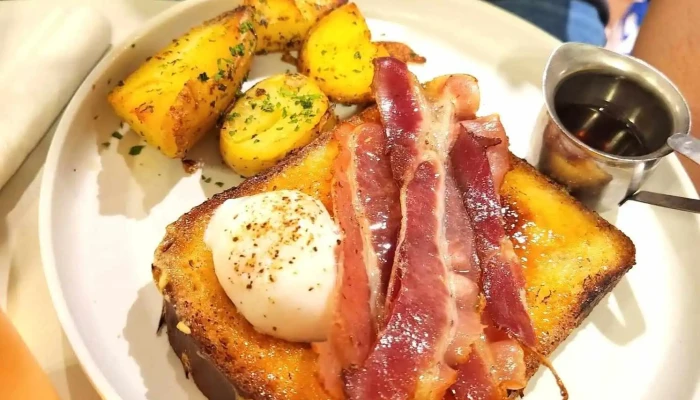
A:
[501,157,635,377]
[152,108,635,399]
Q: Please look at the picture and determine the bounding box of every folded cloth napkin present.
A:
[0,5,111,191]
[0,5,111,309]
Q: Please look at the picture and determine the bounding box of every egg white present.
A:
[204,190,339,342]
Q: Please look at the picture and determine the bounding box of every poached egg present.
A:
[204,190,339,342]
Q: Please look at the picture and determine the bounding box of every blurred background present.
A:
[0,1,694,400]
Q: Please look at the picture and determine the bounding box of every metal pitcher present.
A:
[528,43,692,212]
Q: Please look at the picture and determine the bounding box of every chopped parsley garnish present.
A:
[198,72,209,82]
[261,100,274,113]
[239,21,254,33]
[230,44,245,57]
[129,145,145,156]
[215,182,224,187]
[216,58,233,69]
[226,112,241,121]
[205,177,212,183]
[244,115,255,124]
[353,51,361,59]
[112,132,123,140]
[214,58,234,81]
[295,94,320,109]
[321,50,327,55]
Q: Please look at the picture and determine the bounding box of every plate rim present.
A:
[39,0,227,398]
[38,1,700,399]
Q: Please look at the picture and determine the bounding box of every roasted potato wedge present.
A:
[220,73,336,176]
[108,7,256,158]
[244,0,346,54]
[297,3,389,104]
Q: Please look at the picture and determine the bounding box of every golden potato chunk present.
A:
[220,73,336,176]
[244,0,346,53]
[297,3,389,104]
[108,7,256,158]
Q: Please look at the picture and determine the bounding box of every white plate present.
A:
[40,0,700,399]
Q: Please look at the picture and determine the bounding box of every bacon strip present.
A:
[423,74,481,121]
[445,115,529,398]
[444,273,482,366]
[445,343,506,400]
[447,315,526,399]
[430,78,508,398]
[318,122,400,397]
[344,57,457,400]
[353,124,402,319]
[450,126,537,347]
[460,115,510,190]
[444,176,480,282]
[435,84,483,368]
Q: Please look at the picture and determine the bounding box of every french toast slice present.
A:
[152,108,635,400]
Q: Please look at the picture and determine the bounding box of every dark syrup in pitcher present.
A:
[553,72,673,157]
[554,102,651,156]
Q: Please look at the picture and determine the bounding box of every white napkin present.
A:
[0,5,111,309]
[0,5,111,191]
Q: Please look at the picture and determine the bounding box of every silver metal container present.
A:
[529,43,692,212]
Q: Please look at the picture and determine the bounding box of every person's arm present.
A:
[0,310,60,400]
[632,0,700,193]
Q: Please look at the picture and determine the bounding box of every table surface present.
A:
[1,1,175,399]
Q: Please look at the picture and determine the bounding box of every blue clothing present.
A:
[487,0,608,46]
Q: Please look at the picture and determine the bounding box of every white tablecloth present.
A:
[0,1,175,398]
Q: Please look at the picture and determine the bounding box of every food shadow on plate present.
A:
[247,52,298,84]
[181,130,245,199]
[124,284,204,400]
[588,277,645,345]
[523,275,645,396]
[93,54,292,219]
[93,111,242,219]
[94,111,188,220]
